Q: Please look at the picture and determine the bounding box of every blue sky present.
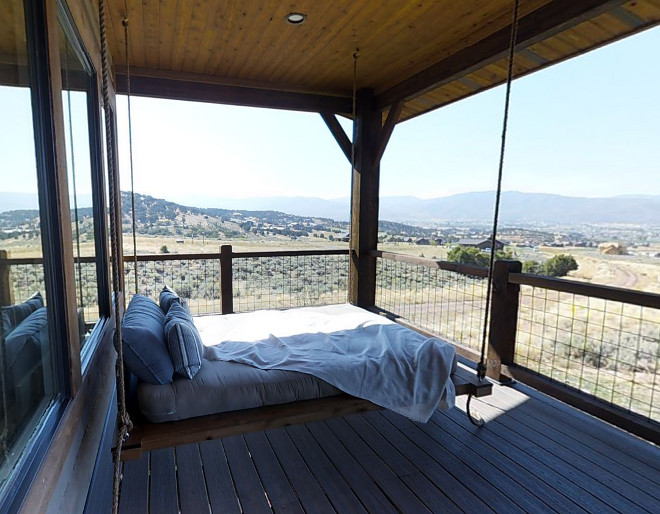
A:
[1,26,659,205]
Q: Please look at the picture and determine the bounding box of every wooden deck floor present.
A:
[118,370,660,513]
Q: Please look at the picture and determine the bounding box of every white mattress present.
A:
[137,304,456,423]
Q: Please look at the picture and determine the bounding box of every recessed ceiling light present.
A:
[286,12,307,25]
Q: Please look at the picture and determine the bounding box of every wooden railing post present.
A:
[0,250,14,306]
[220,244,233,314]
[486,260,522,380]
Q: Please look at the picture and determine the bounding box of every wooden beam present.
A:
[487,260,522,380]
[320,112,352,163]
[115,73,353,114]
[349,89,381,308]
[376,0,628,109]
[374,101,402,166]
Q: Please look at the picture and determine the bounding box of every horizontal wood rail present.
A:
[372,250,489,277]
[509,272,660,309]
[233,249,349,258]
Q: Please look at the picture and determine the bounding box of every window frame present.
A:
[0,0,113,510]
[56,1,112,371]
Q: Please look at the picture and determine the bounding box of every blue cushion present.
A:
[1,292,44,338]
[164,302,203,379]
[122,294,173,385]
[4,306,48,368]
[159,286,181,314]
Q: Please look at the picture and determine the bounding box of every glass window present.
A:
[59,18,99,349]
[0,0,56,492]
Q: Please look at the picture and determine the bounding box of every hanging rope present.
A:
[123,16,138,295]
[476,0,520,382]
[99,1,133,512]
[348,48,359,298]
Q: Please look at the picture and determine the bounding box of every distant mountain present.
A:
[171,191,660,225]
[0,192,93,213]
[3,190,659,225]
[381,192,660,225]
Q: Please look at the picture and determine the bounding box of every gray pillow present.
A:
[159,285,181,314]
[122,294,174,385]
[1,292,44,338]
[164,301,203,379]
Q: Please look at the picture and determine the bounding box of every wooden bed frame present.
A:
[120,365,491,461]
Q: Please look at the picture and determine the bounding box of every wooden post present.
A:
[349,89,381,308]
[487,260,522,380]
[0,250,14,306]
[220,244,233,314]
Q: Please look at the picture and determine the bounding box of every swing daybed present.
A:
[120,295,491,460]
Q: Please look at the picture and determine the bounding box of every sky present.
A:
[1,25,659,205]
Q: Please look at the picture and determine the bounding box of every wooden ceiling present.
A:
[3,1,660,121]
[101,0,660,121]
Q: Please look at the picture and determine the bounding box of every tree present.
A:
[543,254,578,277]
[446,246,489,267]
[522,260,542,274]
[447,246,515,268]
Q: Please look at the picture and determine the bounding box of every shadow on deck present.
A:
[117,368,660,513]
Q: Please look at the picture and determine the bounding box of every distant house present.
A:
[415,237,430,245]
[337,231,350,242]
[457,238,504,251]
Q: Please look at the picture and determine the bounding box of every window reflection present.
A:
[0,0,55,486]
[59,20,98,347]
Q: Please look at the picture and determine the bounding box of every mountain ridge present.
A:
[2,191,659,225]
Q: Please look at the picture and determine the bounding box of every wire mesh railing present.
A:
[0,257,100,323]
[232,250,349,313]
[124,254,222,315]
[513,278,660,423]
[121,248,349,315]
[374,252,489,353]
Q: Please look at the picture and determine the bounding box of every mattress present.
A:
[137,304,456,423]
[138,357,342,423]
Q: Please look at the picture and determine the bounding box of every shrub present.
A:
[160,245,170,254]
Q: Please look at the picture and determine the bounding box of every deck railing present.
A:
[373,250,660,441]
[374,251,489,355]
[1,247,658,440]
[120,246,349,315]
[0,252,100,322]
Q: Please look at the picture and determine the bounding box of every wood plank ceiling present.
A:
[101,0,660,121]
[2,0,659,120]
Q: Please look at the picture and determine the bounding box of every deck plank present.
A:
[425,410,589,513]
[400,411,559,513]
[489,388,660,509]
[223,435,272,514]
[244,431,305,514]
[382,410,528,514]
[365,411,491,514]
[149,448,178,514]
[343,414,463,514]
[504,381,660,473]
[496,384,660,483]
[285,424,368,513]
[266,428,337,514]
[175,444,211,514]
[198,440,242,514]
[444,402,619,514]
[316,418,432,513]
[117,378,660,514]
[469,397,652,513]
[118,453,149,514]
[302,421,399,514]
